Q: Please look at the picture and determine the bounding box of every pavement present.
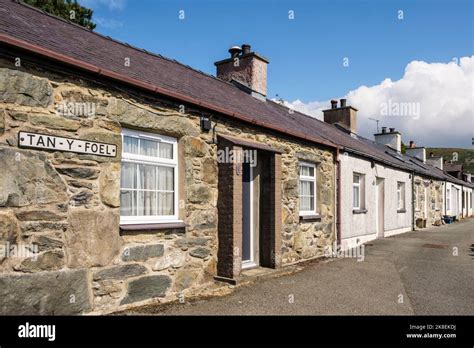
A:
[128,218,474,315]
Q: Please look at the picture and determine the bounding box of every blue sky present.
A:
[79,0,473,147]
[80,0,472,102]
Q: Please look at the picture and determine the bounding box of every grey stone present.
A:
[99,162,120,207]
[71,190,93,206]
[56,167,100,179]
[190,247,211,259]
[29,235,64,252]
[0,148,67,207]
[67,180,94,190]
[175,237,209,248]
[16,210,65,221]
[0,211,20,245]
[29,113,81,131]
[0,68,53,107]
[0,109,4,135]
[65,209,122,268]
[188,184,212,204]
[8,111,28,122]
[120,275,171,305]
[20,221,68,233]
[93,264,147,281]
[0,269,91,314]
[15,250,65,272]
[152,257,171,271]
[173,269,200,292]
[107,98,199,137]
[122,244,164,262]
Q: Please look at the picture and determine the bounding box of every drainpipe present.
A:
[411,172,415,231]
[336,147,342,246]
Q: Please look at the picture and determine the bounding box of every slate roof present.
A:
[1,0,472,188]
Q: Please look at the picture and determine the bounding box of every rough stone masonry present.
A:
[0,59,336,314]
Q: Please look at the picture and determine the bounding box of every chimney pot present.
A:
[330,100,338,109]
[389,127,395,133]
[340,98,347,108]
[381,127,387,133]
[409,140,415,148]
[242,44,251,55]
[228,46,242,59]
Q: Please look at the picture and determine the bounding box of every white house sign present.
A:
[18,131,117,157]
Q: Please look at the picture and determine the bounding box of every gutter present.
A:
[0,34,338,150]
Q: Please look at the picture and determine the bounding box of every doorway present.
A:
[376,177,385,238]
[242,159,259,269]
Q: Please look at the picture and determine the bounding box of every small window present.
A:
[120,129,178,224]
[299,162,316,215]
[397,182,405,210]
[353,173,362,209]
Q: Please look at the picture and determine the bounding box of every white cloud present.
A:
[282,56,474,148]
[95,17,123,29]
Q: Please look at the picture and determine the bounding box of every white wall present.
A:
[462,186,473,217]
[339,154,412,249]
[445,182,463,219]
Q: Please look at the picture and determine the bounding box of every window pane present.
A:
[159,143,173,159]
[157,166,174,191]
[299,180,314,212]
[120,190,136,216]
[353,174,359,184]
[121,162,137,189]
[138,164,157,190]
[140,138,159,157]
[158,192,174,215]
[123,136,139,154]
[353,187,360,207]
[299,165,314,177]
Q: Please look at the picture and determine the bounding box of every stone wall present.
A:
[0,59,336,314]
[413,175,443,227]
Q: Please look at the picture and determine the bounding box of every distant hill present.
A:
[427,148,474,175]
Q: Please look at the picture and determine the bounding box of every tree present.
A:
[24,0,96,30]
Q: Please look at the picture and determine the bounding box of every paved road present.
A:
[132,219,474,315]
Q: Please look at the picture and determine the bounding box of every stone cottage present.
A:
[0,0,338,314]
[1,0,473,316]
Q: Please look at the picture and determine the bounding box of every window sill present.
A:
[352,209,367,214]
[120,221,186,232]
[299,214,322,221]
[397,209,407,213]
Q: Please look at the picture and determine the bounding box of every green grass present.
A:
[427,148,474,175]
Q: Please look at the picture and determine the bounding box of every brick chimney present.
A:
[405,140,426,163]
[214,44,269,98]
[374,127,402,152]
[323,99,358,133]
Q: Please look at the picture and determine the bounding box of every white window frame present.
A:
[397,182,405,210]
[120,129,179,225]
[299,161,317,216]
[353,173,361,209]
